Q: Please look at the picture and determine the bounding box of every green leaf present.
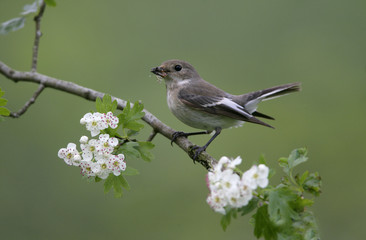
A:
[258,154,267,165]
[0,98,8,107]
[253,205,278,240]
[45,0,57,7]
[268,187,299,226]
[104,175,114,194]
[136,141,155,162]
[220,208,237,231]
[117,175,130,190]
[95,97,105,113]
[298,171,309,186]
[0,17,26,35]
[113,181,123,198]
[103,174,130,198]
[94,94,117,113]
[102,94,112,110]
[95,176,102,182]
[278,157,289,175]
[0,107,10,116]
[118,142,141,159]
[303,172,322,196]
[238,197,259,216]
[111,100,118,113]
[290,197,314,212]
[124,121,144,131]
[119,101,145,132]
[123,166,140,176]
[288,148,308,169]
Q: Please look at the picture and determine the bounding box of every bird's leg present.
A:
[192,127,222,162]
[171,130,210,146]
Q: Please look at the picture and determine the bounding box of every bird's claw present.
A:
[191,145,207,163]
[171,131,187,146]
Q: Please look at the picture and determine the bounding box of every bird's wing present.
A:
[178,88,274,128]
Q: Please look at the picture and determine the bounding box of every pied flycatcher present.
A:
[151,59,301,160]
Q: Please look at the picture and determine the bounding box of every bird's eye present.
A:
[174,65,182,71]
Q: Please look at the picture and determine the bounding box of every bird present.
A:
[151,59,301,161]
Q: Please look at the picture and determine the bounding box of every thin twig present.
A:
[146,130,158,142]
[10,84,45,118]
[0,61,217,170]
[31,1,46,72]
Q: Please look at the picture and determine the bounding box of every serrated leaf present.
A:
[117,175,130,190]
[290,197,314,212]
[253,205,278,240]
[136,141,155,162]
[288,148,308,169]
[118,142,141,159]
[268,188,299,226]
[303,172,322,196]
[102,94,112,110]
[111,100,118,113]
[104,175,114,194]
[113,181,123,198]
[123,166,139,176]
[45,0,57,7]
[0,89,4,98]
[0,17,26,35]
[0,107,10,116]
[238,197,259,216]
[258,154,267,165]
[298,171,309,186]
[95,176,102,182]
[125,121,144,131]
[119,101,145,132]
[220,209,234,231]
[104,174,127,198]
[95,97,105,113]
[0,98,8,106]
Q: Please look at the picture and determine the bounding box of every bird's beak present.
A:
[151,66,167,78]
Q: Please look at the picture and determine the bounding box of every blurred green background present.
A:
[1,0,366,239]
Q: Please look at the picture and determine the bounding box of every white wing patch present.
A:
[203,97,252,118]
[245,87,288,113]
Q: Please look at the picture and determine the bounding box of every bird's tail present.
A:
[234,82,301,117]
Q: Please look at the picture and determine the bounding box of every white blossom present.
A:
[80,139,99,161]
[80,160,97,177]
[80,112,108,137]
[92,158,111,179]
[104,111,119,129]
[206,156,269,214]
[96,134,118,155]
[58,143,81,166]
[242,164,269,189]
[79,136,88,144]
[107,154,126,176]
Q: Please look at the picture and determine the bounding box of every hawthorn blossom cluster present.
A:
[57,112,126,179]
[206,156,269,214]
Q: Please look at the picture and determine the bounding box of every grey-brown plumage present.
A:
[151,59,301,160]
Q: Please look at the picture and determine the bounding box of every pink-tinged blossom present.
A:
[58,143,81,166]
[104,111,119,129]
[107,154,126,176]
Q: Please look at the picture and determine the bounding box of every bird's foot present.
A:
[191,145,207,163]
[171,131,188,146]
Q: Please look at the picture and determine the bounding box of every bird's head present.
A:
[151,59,200,84]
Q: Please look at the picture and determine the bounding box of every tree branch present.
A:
[31,1,46,72]
[0,61,216,169]
[9,83,45,118]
